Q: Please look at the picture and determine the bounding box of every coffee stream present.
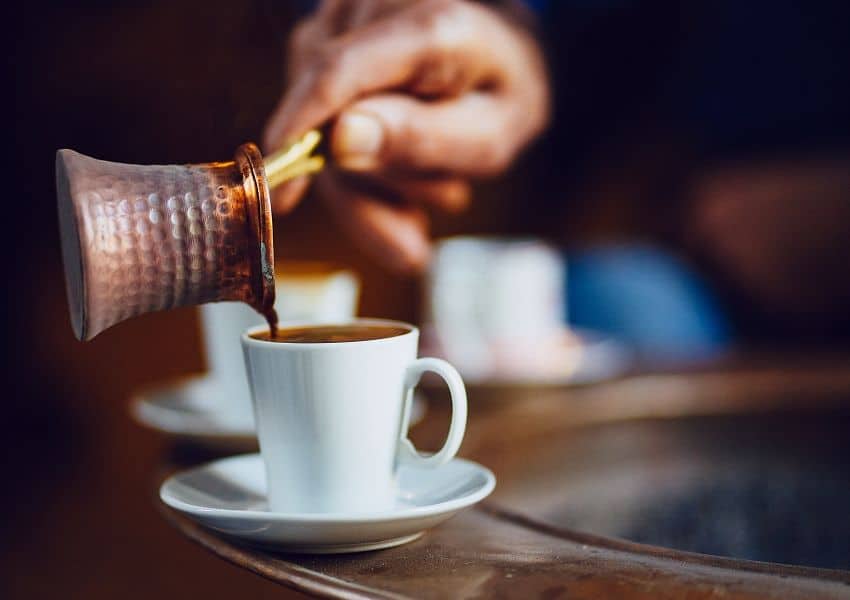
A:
[263,306,279,339]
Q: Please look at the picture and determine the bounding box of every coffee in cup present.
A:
[250,324,409,343]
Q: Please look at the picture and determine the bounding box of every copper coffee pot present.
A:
[56,131,324,341]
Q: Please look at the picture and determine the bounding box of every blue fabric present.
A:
[567,245,732,363]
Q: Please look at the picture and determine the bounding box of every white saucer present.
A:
[132,375,426,448]
[131,376,256,448]
[160,453,495,554]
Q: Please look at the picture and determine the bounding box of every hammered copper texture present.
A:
[56,148,268,340]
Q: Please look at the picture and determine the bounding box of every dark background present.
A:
[6,1,850,597]
[7,1,512,597]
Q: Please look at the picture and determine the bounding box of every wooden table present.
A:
[159,358,850,599]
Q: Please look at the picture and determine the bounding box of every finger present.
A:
[371,175,472,213]
[348,0,381,28]
[263,1,504,151]
[292,1,409,77]
[287,2,350,81]
[316,0,347,19]
[270,175,311,214]
[321,0,358,36]
[331,92,520,177]
[287,18,326,80]
[389,177,471,213]
[318,170,431,273]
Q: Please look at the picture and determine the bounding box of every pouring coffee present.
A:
[55,131,323,340]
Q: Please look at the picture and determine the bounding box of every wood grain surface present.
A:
[160,500,849,599]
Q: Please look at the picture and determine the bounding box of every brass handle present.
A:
[263,130,325,189]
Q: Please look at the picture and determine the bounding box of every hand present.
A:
[264,0,549,272]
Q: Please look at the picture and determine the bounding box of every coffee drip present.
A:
[56,131,324,341]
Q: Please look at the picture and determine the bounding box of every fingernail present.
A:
[334,111,384,171]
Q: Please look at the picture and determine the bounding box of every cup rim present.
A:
[241,318,418,348]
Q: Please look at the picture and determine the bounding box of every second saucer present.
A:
[131,374,427,449]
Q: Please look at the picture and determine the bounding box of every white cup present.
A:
[199,263,360,421]
[241,319,467,514]
[426,237,565,376]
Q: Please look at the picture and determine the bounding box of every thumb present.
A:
[331,92,520,177]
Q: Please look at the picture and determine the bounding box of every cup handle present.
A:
[397,358,467,468]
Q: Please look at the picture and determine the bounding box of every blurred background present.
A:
[6,0,850,597]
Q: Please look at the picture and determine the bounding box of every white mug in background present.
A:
[241,320,467,514]
[426,237,565,377]
[274,261,360,322]
[199,263,360,421]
